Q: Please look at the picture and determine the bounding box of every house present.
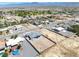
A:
[53,27,65,32]
[0,25,26,36]
[23,31,41,39]
[6,36,25,46]
[53,27,75,38]
[9,25,26,34]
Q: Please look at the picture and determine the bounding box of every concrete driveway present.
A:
[9,40,39,57]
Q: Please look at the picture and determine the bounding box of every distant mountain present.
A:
[0,2,79,7]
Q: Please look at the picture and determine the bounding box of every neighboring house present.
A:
[6,37,25,46]
[4,15,23,23]
[9,25,26,34]
[53,27,76,38]
[0,25,26,35]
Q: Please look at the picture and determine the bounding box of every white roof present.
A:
[6,37,25,46]
[6,39,16,46]
[55,27,65,31]
[15,37,25,43]
[62,30,67,32]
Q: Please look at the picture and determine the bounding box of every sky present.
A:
[0,2,22,5]
[0,2,79,7]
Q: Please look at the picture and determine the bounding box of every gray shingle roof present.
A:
[25,31,41,39]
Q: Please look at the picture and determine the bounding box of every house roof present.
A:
[24,31,41,39]
[6,37,25,46]
[55,27,65,31]
[58,31,75,38]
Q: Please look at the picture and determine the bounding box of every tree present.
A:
[11,22,17,26]
[0,23,3,28]
[47,10,52,14]
[67,25,79,36]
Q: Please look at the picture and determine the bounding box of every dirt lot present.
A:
[40,28,66,43]
[39,44,79,57]
[38,29,79,57]
[22,24,79,57]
